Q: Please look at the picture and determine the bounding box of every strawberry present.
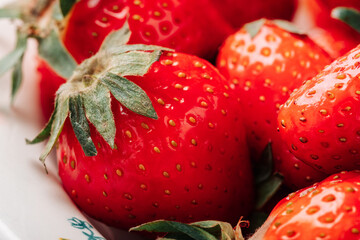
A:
[250,171,360,240]
[210,0,298,28]
[62,0,234,63]
[216,19,331,160]
[28,28,253,229]
[216,19,331,188]
[278,44,360,174]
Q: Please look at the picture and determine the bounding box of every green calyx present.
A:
[0,0,77,101]
[331,7,360,33]
[27,24,173,167]
[60,0,78,17]
[244,18,305,39]
[130,219,238,240]
[0,0,54,20]
[0,30,27,102]
[253,143,284,210]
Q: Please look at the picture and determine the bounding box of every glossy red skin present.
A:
[216,21,331,171]
[37,58,66,121]
[57,52,253,229]
[210,0,297,28]
[263,171,360,240]
[308,27,360,59]
[278,45,360,174]
[62,0,234,63]
[272,135,328,190]
[305,0,360,58]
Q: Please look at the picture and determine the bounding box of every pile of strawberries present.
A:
[2,0,360,239]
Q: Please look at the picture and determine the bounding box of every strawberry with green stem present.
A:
[28,25,254,229]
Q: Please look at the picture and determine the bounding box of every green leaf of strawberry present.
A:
[38,30,77,78]
[255,173,283,210]
[100,22,131,52]
[40,87,69,163]
[271,20,305,35]
[26,103,58,145]
[59,0,77,17]
[254,144,273,184]
[252,144,284,210]
[130,220,237,240]
[101,72,158,119]
[331,7,360,33]
[69,95,97,156]
[244,19,266,39]
[0,31,27,79]
[104,50,163,77]
[0,7,22,19]
[82,83,115,149]
[10,49,24,102]
[0,30,27,101]
[244,19,304,39]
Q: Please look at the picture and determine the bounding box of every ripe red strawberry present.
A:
[210,0,298,28]
[29,32,253,229]
[252,171,360,240]
[278,44,360,174]
[216,19,331,160]
[62,0,233,63]
[305,0,360,58]
[216,19,331,188]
